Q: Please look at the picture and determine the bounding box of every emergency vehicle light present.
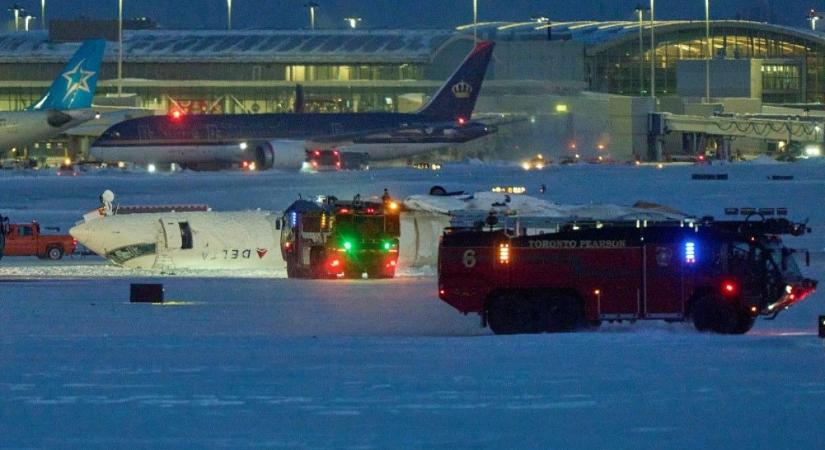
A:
[685,241,696,264]
[498,243,510,264]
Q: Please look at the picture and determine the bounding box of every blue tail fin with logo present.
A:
[417,41,494,122]
[29,39,106,111]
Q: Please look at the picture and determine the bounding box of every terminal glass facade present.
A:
[587,25,821,103]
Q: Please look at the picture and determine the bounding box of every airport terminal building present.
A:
[1,19,825,161]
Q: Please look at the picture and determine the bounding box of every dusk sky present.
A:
[17,0,815,31]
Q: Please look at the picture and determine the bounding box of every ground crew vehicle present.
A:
[305,150,369,171]
[438,216,816,335]
[0,219,76,260]
[281,195,400,278]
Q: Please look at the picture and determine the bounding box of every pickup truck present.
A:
[0,218,76,260]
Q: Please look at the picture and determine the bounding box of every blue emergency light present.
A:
[685,241,697,264]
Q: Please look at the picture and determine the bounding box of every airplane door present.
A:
[160,219,183,250]
[643,244,684,318]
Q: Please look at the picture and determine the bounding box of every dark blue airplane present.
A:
[91,41,495,170]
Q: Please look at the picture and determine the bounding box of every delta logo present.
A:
[256,248,268,259]
[451,80,472,99]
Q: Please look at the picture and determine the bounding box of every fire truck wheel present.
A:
[543,295,584,332]
[692,294,749,334]
[46,246,63,260]
[487,292,541,335]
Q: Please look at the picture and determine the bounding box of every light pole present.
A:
[24,15,34,32]
[9,4,23,32]
[705,0,711,103]
[118,0,123,96]
[305,2,319,30]
[635,5,645,95]
[649,0,655,100]
[809,10,821,31]
[345,16,361,29]
[40,0,45,30]
[227,0,232,31]
[473,0,478,43]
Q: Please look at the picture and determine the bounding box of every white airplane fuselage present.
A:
[70,210,286,271]
[0,109,96,152]
[70,208,450,271]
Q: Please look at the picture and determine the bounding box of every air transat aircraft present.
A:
[0,39,105,153]
[90,41,496,170]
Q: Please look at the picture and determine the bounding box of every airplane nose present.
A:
[69,223,102,256]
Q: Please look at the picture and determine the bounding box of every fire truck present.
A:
[281,195,400,278]
[438,216,817,335]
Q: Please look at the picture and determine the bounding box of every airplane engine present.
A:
[251,140,307,170]
[254,143,275,170]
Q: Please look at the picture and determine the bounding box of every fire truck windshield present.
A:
[765,242,803,281]
[335,214,385,239]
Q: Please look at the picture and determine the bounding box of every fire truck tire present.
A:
[543,294,585,333]
[487,292,542,335]
[692,294,751,334]
[46,246,63,260]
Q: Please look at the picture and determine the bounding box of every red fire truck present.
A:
[438,217,816,335]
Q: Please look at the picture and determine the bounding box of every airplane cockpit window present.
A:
[106,243,157,265]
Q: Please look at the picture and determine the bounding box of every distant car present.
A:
[521,154,550,170]
[56,163,79,176]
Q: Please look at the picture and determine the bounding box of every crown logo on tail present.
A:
[451,80,473,99]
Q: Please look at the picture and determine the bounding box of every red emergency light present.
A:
[722,281,738,296]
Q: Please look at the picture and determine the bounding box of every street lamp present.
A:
[634,4,646,95]
[305,2,319,30]
[40,0,45,30]
[345,16,361,29]
[808,10,821,31]
[118,0,123,96]
[24,14,35,32]
[227,0,232,31]
[649,0,655,100]
[705,0,711,103]
[473,0,478,42]
[9,4,24,32]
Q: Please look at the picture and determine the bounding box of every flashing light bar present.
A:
[685,241,696,264]
[498,243,510,264]
[492,186,526,194]
[726,207,788,216]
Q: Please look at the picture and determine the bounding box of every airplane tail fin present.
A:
[417,41,495,122]
[29,39,106,111]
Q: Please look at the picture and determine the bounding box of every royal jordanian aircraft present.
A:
[89,41,496,170]
[0,39,105,154]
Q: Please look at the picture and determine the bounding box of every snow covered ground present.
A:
[2,161,825,448]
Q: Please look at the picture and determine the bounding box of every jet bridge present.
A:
[649,112,825,160]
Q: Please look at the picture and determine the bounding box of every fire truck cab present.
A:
[281,195,400,278]
[438,217,816,335]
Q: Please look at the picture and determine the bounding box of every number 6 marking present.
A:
[462,249,477,268]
